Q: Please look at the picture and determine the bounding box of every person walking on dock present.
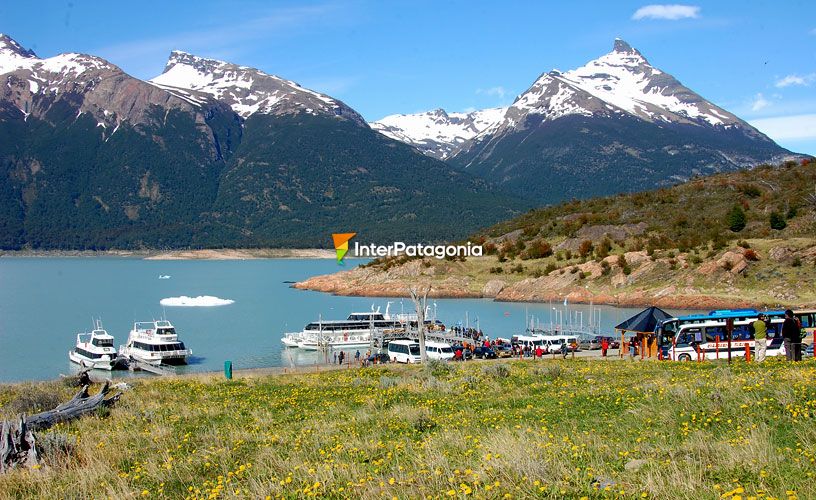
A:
[752,313,768,363]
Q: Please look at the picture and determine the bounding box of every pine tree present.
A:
[726,205,746,232]
[769,212,787,230]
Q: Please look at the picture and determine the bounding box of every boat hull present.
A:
[68,350,119,371]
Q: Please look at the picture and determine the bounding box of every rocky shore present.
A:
[295,239,816,310]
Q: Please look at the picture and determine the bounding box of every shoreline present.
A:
[292,282,763,310]
[0,248,336,260]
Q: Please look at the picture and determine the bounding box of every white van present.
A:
[538,335,562,353]
[513,335,545,351]
[425,341,454,361]
[557,336,579,351]
[388,340,422,363]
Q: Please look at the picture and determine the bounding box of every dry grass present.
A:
[0,358,814,499]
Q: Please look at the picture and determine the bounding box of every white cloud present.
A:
[775,74,816,88]
[751,93,770,112]
[476,86,507,99]
[632,4,701,20]
[750,114,816,141]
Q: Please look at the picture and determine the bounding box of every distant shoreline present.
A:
[0,248,337,260]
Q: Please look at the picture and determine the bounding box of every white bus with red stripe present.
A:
[667,317,785,361]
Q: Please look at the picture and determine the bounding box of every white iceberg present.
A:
[160,295,235,307]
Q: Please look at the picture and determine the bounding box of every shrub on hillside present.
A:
[744,249,759,261]
[769,212,787,230]
[727,205,746,232]
[578,240,593,258]
[522,239,553,260]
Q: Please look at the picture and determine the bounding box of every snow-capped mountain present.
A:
[0,33,233,136]
[0,34,526,250]
[445,39,791,201]
[151,51,366,126]
[491,39,753,137]
[371,107,506,160]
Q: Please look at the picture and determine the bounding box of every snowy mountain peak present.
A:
[379,39,758,160]
[151,51,366,124]
[371,107,507,160]
[0,34,37,59]
[612,38,641,56]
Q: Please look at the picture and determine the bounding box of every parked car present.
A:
[495,344,514,358]
[473,346,498,359]
[595,336,620,349]
[367,352,391,364]
[450,345,473,360]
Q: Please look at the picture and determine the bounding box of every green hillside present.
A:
[301,160,816,308]
[476,159,815,254]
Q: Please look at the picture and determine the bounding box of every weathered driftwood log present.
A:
[0,382,122,472]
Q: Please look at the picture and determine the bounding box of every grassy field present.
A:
[1,358,815,499]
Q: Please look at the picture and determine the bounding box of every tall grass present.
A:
[0,358,814,499]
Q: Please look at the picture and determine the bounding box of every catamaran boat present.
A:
[282,304,446,350]
[119,319,191,365]
[68,320,125,370]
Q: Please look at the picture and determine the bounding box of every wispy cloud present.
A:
[751,93,770,112]
[92,3,346,79]
[476,86,507,99]
[632,4,701,21]
[750,114,816,141]
[775,73,816,88]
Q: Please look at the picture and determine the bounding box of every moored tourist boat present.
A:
[119,319,191,365]
[68,320,125,370]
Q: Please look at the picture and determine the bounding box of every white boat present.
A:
[158,275,171,279]
[68,320,124,370]
[119,319,191,365]
[282,304,447,350]
[281,333,302,348]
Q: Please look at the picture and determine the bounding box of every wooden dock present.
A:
[127,358,177,376]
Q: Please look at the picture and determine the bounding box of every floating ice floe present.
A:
[160,295,234,307]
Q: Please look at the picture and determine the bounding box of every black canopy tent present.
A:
[615,306,673,358]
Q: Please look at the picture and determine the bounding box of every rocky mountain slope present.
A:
[0,34,529,249]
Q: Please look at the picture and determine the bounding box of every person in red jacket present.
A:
[601,338,609,357]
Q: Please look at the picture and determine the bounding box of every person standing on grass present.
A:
[752,313,768,363]
[333,351,338,364]
[782,309,802,361]
[561,341,568,359]
[355,350,361,364]
[601,338,609,357]
[338,351,345,365]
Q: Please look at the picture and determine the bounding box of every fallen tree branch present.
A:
[1,382,122,472]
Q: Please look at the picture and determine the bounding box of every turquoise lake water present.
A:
[0,258,676,382]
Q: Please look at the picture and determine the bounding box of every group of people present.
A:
[752,309,806,362]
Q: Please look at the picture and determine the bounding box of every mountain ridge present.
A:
[0,34,529,250]
[370,39,791,197]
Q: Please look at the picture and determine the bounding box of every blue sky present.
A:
[2,0,814,154]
